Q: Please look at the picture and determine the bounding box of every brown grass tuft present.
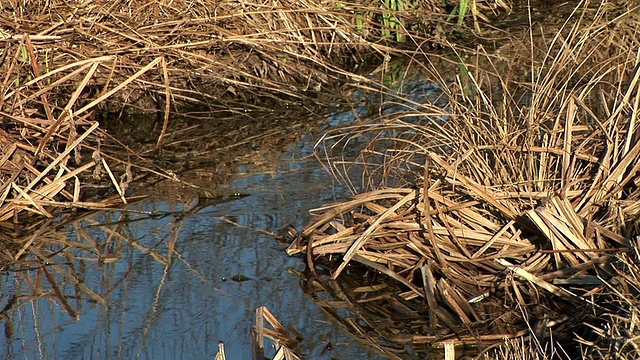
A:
[289,1,640,357]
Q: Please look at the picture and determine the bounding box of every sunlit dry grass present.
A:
[0,0,500,224]
[291,1,640,358]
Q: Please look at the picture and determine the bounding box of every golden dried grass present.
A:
[0,0,447,105]
[0,48,154,224]
[1,0,487,224]
[289,1,640,357]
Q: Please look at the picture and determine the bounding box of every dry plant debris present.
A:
[0,0,507,225]
[251,306,302,360]
[287,2,640,358]
[0,0,638,358]
[0,51,151,224]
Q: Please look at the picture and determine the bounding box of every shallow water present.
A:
[0,158,374,359]
[0,72,445,360]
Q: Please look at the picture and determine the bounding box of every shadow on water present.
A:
[0,63,450,359]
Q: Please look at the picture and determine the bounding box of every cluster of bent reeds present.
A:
[288,2,640,358]
[0,0,509,231]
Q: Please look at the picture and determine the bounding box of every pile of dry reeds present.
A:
[0,40,180,228]
[288,2,640,358]
[0,0,476,106]
[0,0,512,225]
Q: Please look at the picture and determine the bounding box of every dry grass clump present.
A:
[288,1,640,358]
[217,306,306,360]
[0,0,511,224]
[250,306,302,360]
[0,0,419,106]
[0,0,514,107]
[0,50,145,225]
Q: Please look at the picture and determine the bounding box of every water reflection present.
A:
[1,156,374,359]
[0,65,448,359]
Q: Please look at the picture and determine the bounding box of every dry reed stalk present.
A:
[214,343,227,360]
[288,1,640,356]
[252,306,302,360]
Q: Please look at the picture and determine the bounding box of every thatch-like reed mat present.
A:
[0,0,525,116]
[0,52,150,223]
[1,0,492,107]
[288,2,640,357]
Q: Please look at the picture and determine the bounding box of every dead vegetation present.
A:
[287,1,640,358]
[0,0,504,229]
[1,0,639,358]
[0,0,470,107]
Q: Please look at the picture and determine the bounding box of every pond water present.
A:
[0,141,370,359]
[0,71,445,359]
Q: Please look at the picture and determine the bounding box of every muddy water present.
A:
[0,71,444,359]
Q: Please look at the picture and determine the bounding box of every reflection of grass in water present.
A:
[1,205,182,318]
[2,198,268,356]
